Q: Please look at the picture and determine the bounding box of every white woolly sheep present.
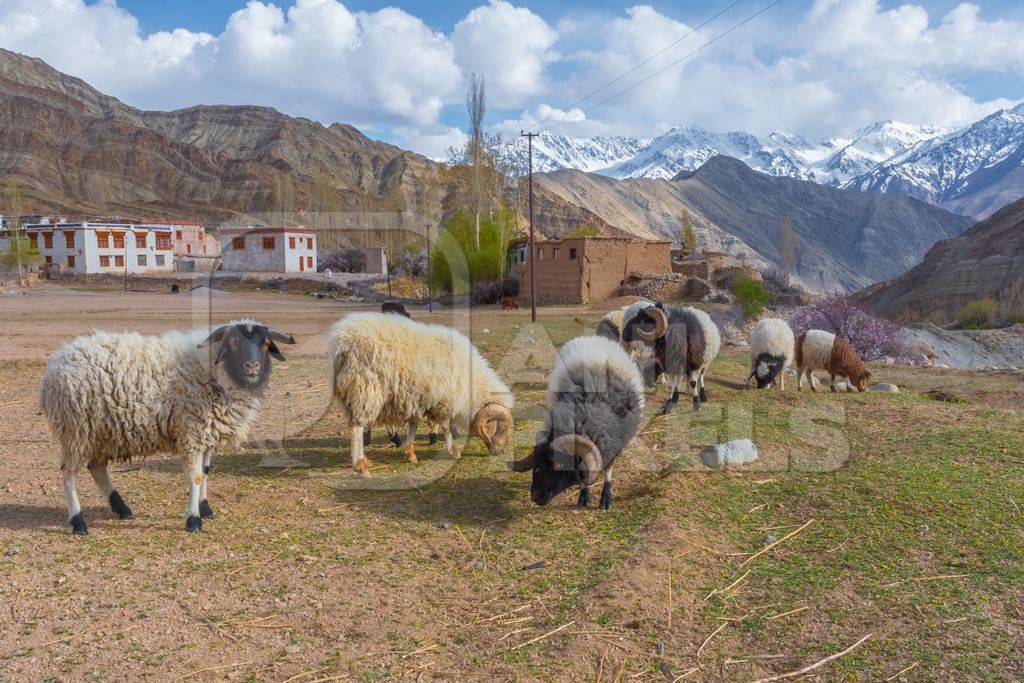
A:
[508,335,644,510]
[327,313,514,476]
[621,304,721,413]
[794,329,872,392]
[39,321,295,535]
[746,318,796,390]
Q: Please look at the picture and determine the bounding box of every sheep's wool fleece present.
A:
[40,325,262,468]
[327,313,513,431]
[798,329,836,370]
[544,336,645,464]
[750,318,795,366]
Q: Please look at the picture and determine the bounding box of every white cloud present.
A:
[451,0,557,106]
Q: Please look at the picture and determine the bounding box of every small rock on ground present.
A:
[871,382,899,393]
[701,439,758,468]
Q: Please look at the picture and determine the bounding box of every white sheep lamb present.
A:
[39,321,295,535]
[746,318,795,390]
[327,313,514,476]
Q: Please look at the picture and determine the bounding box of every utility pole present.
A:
[426,222,433,313]
[521,131,538,323]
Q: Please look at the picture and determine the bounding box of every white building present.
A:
[23,221,176,274]
[219,227,317,274]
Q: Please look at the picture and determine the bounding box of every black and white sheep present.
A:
[508,335,644,509]
[39,321,295,534]
[327,313,514,476]
[621,303,721,413]
[746,318,795,390]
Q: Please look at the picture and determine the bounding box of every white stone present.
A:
[881,356,895,365]
[871,382,899,393]
[700,439,758,468]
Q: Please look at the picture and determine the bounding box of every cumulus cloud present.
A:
[451,0,557,106]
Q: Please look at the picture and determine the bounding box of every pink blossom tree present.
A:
[789,295,912,362]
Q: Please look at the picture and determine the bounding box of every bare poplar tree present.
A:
[778,216,797,283]
[467,73,486,248]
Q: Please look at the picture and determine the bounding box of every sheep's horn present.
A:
[507,451,536,472]
[197,325,226,348]
[551,434,602,485]
[636,307,668,342]
[267,328,296,344]
[472,402,512,445]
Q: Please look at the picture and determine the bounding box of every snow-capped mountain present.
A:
[497,130,650,174]
[845,104,1024,218]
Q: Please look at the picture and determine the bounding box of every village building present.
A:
[22,220,176,274]
[218,227,317,274]
[511,236,672,304]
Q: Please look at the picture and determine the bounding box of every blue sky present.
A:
[2,0,1023,156]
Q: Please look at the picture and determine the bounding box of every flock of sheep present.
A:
[38,298,873,535]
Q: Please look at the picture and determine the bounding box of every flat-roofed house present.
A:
[23,221,176,274]
[219,227,317,274]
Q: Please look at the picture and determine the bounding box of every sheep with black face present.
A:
[621,303,721,413]
[746,318,795,390]
[508,336,644,510]
[39,320,295,535]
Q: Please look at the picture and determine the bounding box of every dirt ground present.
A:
[1,283,1023,681]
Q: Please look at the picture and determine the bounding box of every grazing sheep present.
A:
[621,303,721,413]
[746,318,796,390]
[795,329,871,392]
[380,301,411,318]
[508,336,644,509]
[40,321,295,535]
[327,313,514,476]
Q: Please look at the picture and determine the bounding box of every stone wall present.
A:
[620,272,711,301]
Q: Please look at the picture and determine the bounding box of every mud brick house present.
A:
[512,237,671,304]
[219,227,317,274]
[23,220,176,274]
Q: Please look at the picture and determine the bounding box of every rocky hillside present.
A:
[0,49,439,225]
[857,197,1024,323]
[531,156,971,292]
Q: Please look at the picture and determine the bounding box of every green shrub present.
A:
[731,275,770,319]
[1006,312,1024,327]
[565,225,599,238]
[429,207,517,295]
[956,297,998,329]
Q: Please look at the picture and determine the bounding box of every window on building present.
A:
[155,255,165,266]
[289,237,296,250]
[569,248,577,260]
[232,236,245,250]
[135,232,147,248]
[137,254,147,267]
[517,248,526,263]
[176,231,183,240]
[307,237,314,249]
[114,255,124,268]
[155,234,171,250]
[553,247,560,259]
[99,255,110,268]
[186,244,192,254]
[536,247,543,259]
[67,255,75,268]
[43,232,53,249]
[44,255,52,265]
[262,236,275,250]
[307,256,313,269]
[96,232,109,248]
[112,232,125,249]
[64,231,76,248]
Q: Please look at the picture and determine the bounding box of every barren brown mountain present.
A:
[0,49,440,231]
[857,196,1024,323]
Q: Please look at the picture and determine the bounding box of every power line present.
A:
[533,0,745,131]
[539,0,784,135]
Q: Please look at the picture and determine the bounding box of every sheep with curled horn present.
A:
[40,320,296,534]
[508,336,644,510]
[620,302,721,413]
[327,313,514,476]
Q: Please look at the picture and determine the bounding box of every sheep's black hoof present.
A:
[199,499,215,519]
[699,387,708,402]
[108,491,135,520]
[692,396,702,411]
[69,512,88,536]
[428,433,438,445]
[576,487,591,508]
[362,429,372,447]
[599,483,613,510]
[185,515,203,533]
[389,433,403,448]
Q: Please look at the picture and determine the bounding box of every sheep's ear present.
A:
[198,326,226,349]
[267,340,286,362]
